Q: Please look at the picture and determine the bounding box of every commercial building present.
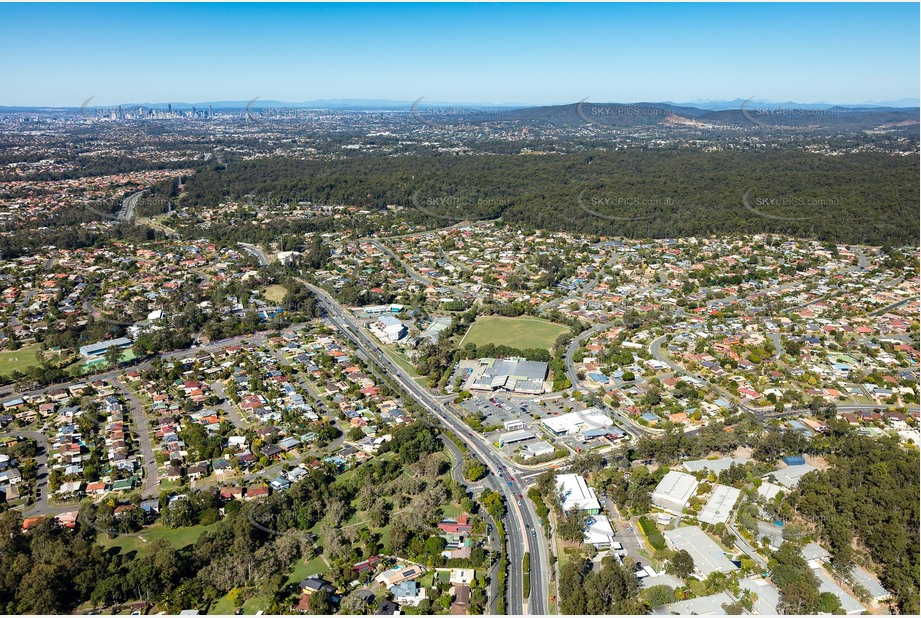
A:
[651,470,698,514]
[422,317,452,342]
[737,577,781,615]
[766,463,816,489]
[815,568,866,615]
[682,457,749,474]
[375,315,407,343]
[579,426,625,442]
[699,484,741,525]
[556,473,601,515]
[467,357,547,394]
[541,408,613,437]
[848,566,890,604]
[584,514,617,548]
[652,592,736,616]
[362,304,404,315]
[663,526,738,577]
[757,481,784,502]
[499,429,536,445]
[520,441,555,459]
[79,337,132,358]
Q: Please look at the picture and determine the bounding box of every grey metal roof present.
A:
[699,484,741,525]
[652,591,735,615]
[663,526,738,577]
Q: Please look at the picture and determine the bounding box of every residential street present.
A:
[114,378,159,498]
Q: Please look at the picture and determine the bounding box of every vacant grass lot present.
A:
[458,316,568,351]
[98,522,220,556]
[263,284,288,303]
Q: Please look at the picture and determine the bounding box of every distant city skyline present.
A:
[0,2,917,107]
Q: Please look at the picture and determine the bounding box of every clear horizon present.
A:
[0,2,918,107]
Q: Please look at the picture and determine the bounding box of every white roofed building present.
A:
[663,526,738,578]
[556,473,601,515]
[374,315,407,343]
[699,484,741,525]
[584,514,616,548]
[541,408,613,436]
[652,470,698,514]
[467,357,548,394]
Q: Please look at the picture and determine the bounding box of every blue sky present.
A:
[1,2,918,106]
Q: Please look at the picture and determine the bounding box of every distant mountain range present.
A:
[454,101,920,131]
[1,97,918,112]
[666,97,921,110]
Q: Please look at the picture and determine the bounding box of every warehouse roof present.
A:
[768,463,816,489]
[699,484,741,525]
[651,470,698,510]
[584,515,616,546]
[848,565,890,602]
[521,440,555,458]
[815,568,865,614]
[757,481,784,502]
[470,357,548,393]
[663,526,738,577]
[79,337,132,358]
[737,578,780,615]
[542,408,612,435]
[481,357,547,381]
[682,457,750,474]
[556,473,601,513]
[652,591,735,615]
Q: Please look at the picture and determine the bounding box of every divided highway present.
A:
[303,281,548,615]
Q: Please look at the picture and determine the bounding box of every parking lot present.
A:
[459,392,619,461]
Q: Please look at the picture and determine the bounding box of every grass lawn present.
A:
[382,345,423,380]
[263,284,288,303]
[441,503,465,518]
[558,542,581,571]
[286,555,330,584]
[458,316,569,351]
[241,593,271,614]
[419,571,435,588]
[342,509,365,527]
[208,590,275,615]
[98,522,220,556]
[0,343,42,377]
[207,594,240,615]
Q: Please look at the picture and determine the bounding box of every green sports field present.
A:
[458,316,569,350]
[0,344,42,377]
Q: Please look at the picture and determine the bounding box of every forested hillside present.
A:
[180,150,919,245]
[792,429,920,614]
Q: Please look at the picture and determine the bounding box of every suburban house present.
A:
[376,564,424,587]
[437,513,472,534]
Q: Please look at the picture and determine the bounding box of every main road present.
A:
[236,239,549,612]
[117,190,145,222]
[303,280,548,615]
